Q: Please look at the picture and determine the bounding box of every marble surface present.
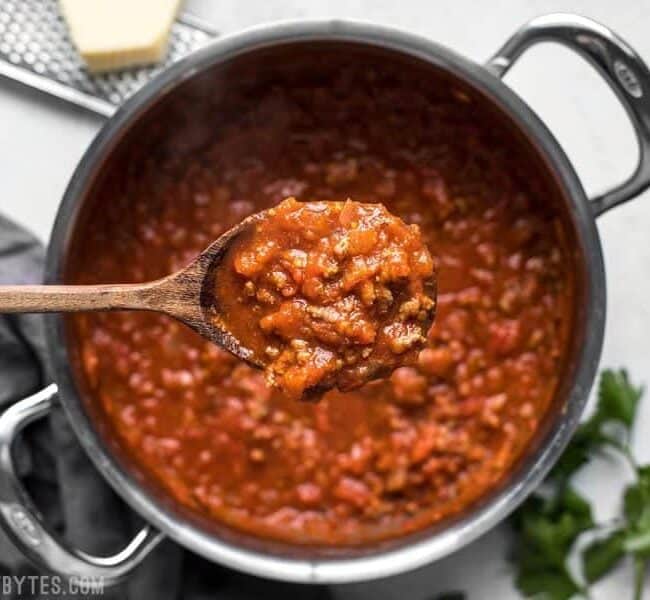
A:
[2,1,650,597]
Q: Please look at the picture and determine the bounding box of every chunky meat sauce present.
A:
[69,55,574,546]
[215,197,437,399]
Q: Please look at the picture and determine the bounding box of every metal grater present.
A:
[0,0,217,117]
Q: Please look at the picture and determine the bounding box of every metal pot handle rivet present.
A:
[0,384,164,584]
[487,13,650,216]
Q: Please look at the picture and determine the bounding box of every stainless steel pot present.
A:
[1,13,650,586]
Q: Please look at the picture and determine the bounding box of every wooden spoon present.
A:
[0,211,270,367]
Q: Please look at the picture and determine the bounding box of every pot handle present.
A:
[0,384,164,585]
[487,13,650,216]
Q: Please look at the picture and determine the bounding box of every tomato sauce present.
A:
[215,197,437,399]
[68,51,574,546]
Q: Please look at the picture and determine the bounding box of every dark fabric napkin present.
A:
[0,213,332,600]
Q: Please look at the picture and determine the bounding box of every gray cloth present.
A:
[0,214,331,600]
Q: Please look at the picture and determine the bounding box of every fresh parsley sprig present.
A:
[512,369,647,599]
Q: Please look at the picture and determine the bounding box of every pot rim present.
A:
[44,18,605,583]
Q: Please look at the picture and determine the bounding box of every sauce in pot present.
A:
[68,51,575,546]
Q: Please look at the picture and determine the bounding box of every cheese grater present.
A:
[0,0,217,117]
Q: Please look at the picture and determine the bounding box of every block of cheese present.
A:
[60,0,183,73]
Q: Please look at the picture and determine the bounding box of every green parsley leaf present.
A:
[513,487,592,598]
[515,568,580,600]
[582,530,625,582]
[624,466,650,524]
[596,369,643,429]
[623,466,650,558]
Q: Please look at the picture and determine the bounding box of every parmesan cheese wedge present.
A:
[60,0,183,73]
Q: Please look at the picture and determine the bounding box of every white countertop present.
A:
[2,1,650,598]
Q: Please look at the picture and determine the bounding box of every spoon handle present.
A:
[0,282,160,314]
